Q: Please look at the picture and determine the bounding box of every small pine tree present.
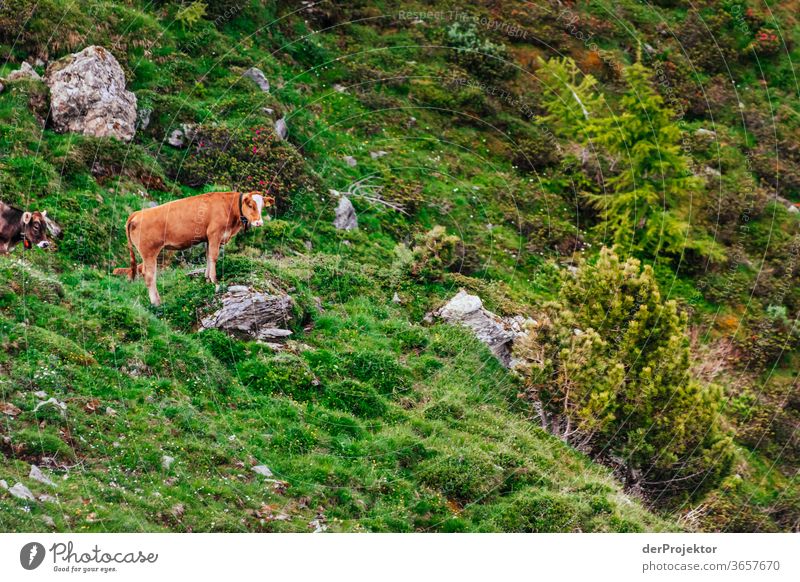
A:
[514,247,733,499]
[175,1,207,30]
[537,56,603,136]
[537,58,724,261]
[584,63,702,256]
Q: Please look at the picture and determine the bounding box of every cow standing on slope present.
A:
[114,191,273,306]
[0,201,55,254]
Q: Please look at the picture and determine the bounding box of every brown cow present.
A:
[114,191,273,306]
[0,201,54,254]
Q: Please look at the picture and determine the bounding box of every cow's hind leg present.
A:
[142,252,161,306]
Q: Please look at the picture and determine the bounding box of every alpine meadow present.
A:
[0,0,798,534]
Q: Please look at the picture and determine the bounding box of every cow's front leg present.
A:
[206,234,222,284]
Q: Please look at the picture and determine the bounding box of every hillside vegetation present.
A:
[0,1,797,532]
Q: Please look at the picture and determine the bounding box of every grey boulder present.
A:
[428,290,533,367]
[46,46,137,142]
[333,196,358,230]
[201,287,293,343]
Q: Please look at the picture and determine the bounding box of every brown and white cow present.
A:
[114,191,273,306]
[0,201,53,254]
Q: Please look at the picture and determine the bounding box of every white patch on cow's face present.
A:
[37,241,50,249]
[251,194,265,226]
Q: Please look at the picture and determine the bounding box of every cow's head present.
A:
[241,191,275,227]
[21,211,51,249]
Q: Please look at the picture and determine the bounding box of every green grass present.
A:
[0,0,797,532]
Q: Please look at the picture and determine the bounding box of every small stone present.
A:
[244,67,270,92]
[136,107,152,130]
[105,406,117,417]
[162,455,175,470]
[42,515,56,528]
[370,150,388,160]
[9,482,35,501]
[407,116,417,128]
[29,465,56,488]
[252,465,273,477]
[255,328,292,341]
[33,398,67,417]
[788,205,800,214]
[0,402,21,416]
[38,494,57,503]
[333,83,347,93]
[392,292,401,304]
[33,391,47,399]
[168,129,185,147]
[275,117,288,140]
[6,61,42,82]
[343,155,357,167]
[333,196,358,230]
[0,479,8,490]
[695,128,716,138]
[262,107,275,116]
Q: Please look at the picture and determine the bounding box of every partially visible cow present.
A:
[0,201,54,254]
[113,191,273,306]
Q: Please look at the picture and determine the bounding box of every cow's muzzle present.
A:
[38,241,50,249]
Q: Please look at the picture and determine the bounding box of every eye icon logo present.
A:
[20,542,46,570]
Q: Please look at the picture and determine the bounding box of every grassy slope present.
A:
[0,0,796,531]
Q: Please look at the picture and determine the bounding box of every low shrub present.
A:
[176,124,308,214]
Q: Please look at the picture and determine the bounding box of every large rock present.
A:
[333,196,358,230]
[428,290,532,367]
[45,46,137,142]
[201,286,293,342]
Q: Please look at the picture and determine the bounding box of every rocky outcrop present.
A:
[333,196,358,230]
[201,286,293,342]
[427,290,533,367]
[45,46,137,142]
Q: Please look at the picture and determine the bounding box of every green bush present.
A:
[514,247,734,499]
[418,449,504,503]
[198,329,247,367]
[321,378,387,418]
[177,124,308,213]
[445,23,515,82]
[342,349,410,395]
[493,490,587,532]
[238,353,318,400]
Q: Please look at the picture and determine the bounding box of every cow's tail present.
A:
[112,215,137,281]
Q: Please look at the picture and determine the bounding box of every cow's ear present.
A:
[22,212,32,224]
[42,211,47,217]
